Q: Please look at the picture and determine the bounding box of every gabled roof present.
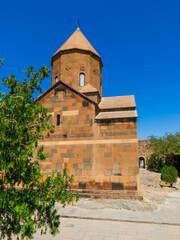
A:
[35,80,98,108]
[99,95,136,110]
[52,28,100,58]
[79,84,99,94]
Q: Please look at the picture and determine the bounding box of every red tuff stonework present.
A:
[36,27,140,198]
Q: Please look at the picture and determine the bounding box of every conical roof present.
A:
[53,28,100,58]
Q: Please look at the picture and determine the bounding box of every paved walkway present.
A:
[10,192,180,239]
[58,192,180,225]
[35,217,180,240]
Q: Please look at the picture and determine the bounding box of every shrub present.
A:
[161,165,178,187]
[146,153,164,172]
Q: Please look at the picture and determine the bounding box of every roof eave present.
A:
[51,48,103,67]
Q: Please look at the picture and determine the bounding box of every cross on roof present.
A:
[77,20,80,29]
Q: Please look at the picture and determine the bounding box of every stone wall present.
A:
[39,83,139,193]
[51,50,102,97]
[138,140,153,160]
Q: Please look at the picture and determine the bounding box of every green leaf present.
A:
[0,65,78,239]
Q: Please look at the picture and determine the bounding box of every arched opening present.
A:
[56,114,60,126]
[139,157,145,168]
[79,73,85,87]
[55,76,58,83]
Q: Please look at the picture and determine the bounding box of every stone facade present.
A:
[51,50,102,98]
[36,27,140,197]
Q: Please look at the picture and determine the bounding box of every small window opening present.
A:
[79,73,85,87]
[55,76,58,83]
[56,114,60,126]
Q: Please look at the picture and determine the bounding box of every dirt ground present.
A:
[74,169,180,212]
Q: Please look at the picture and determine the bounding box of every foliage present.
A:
[148,133,180,162]
[146,153,164,172]
[161,165,178,187]
[0,65,78,240]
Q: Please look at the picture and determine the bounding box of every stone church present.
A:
[36,27,139,198]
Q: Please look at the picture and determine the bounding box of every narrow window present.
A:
[79,73,85,87]
[55,76,58,83]
[56,114,60,126]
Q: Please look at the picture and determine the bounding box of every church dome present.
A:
[52,28,101,58]
[51,27,103,97]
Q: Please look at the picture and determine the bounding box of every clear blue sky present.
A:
[0,0,180,139]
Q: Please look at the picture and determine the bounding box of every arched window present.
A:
[55,76,58,83]
[79,73,85,87]
[56,114,60,126]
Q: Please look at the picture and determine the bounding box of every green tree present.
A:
[148,133,180,166]
[146,153,164,172]
[161,165,178,187]
[0,65,78,240]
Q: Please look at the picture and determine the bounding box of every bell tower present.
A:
[51,27,103,98]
